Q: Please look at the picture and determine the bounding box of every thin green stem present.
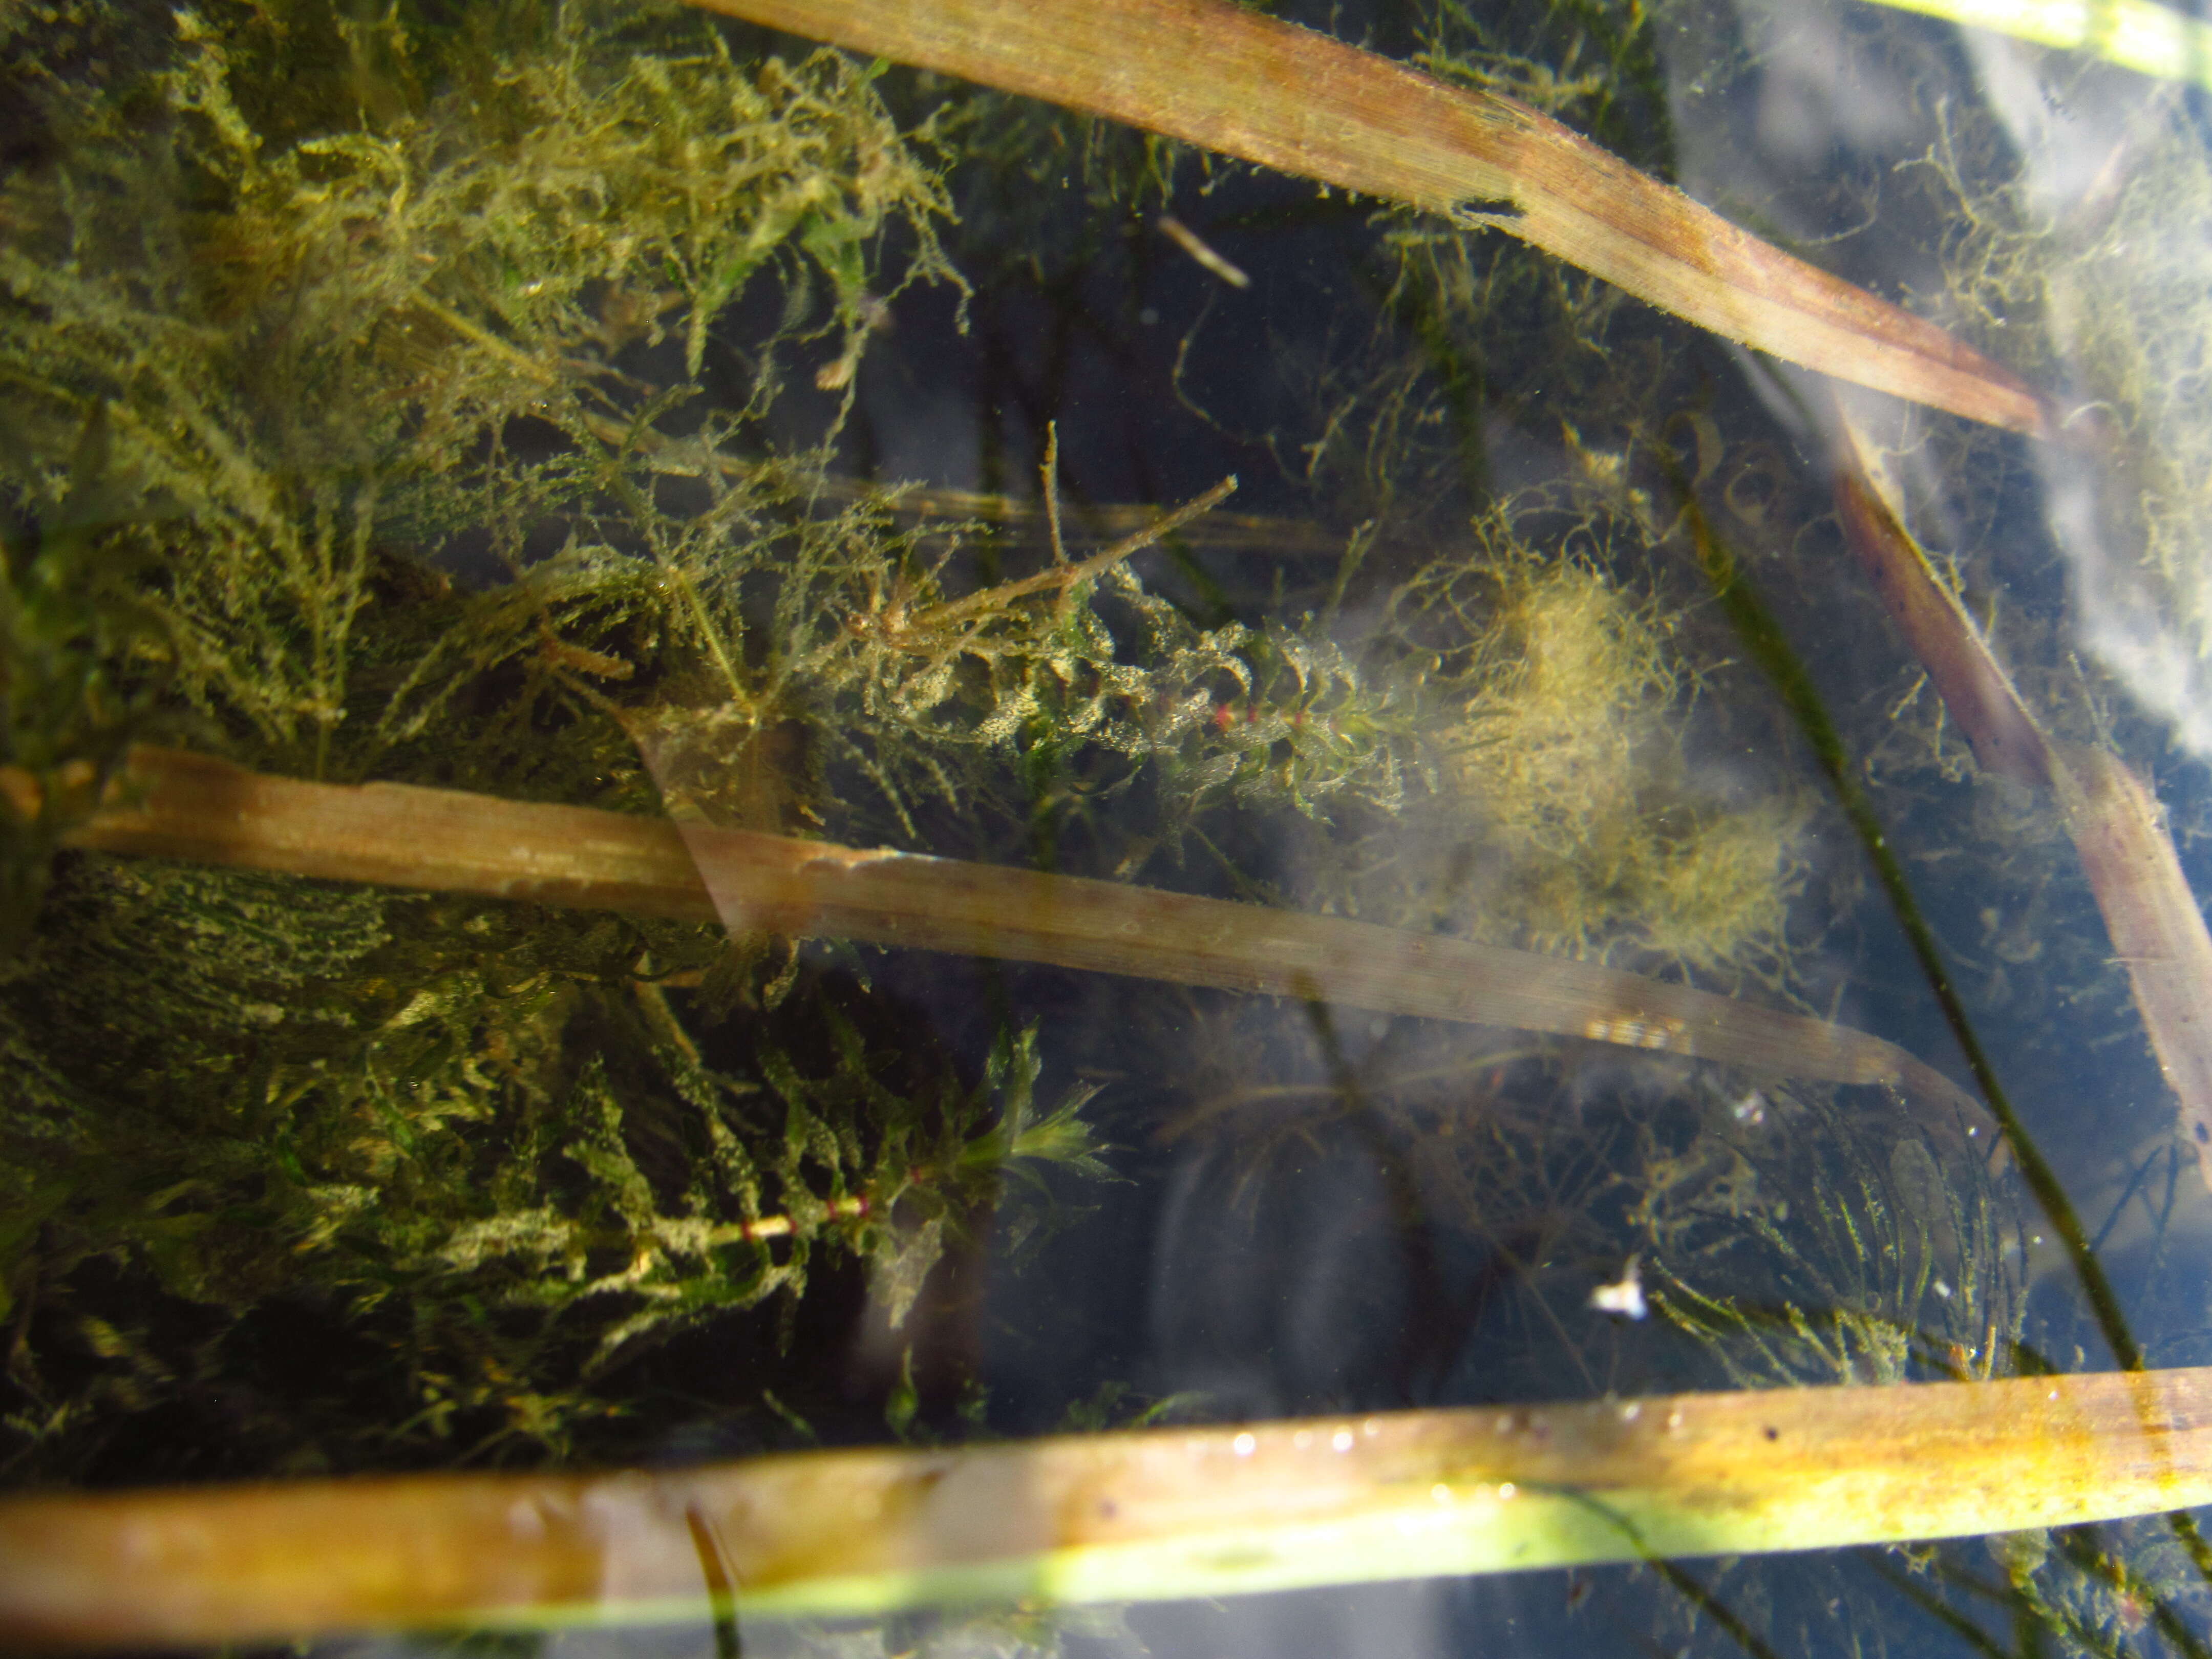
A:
[1673,484,2140,1374]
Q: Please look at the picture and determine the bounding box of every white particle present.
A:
[1590,1257,1648,1320]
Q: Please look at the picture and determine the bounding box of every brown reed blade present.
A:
[4,1367,2208,1645]
[1832,464,2052,791]
[1831,411,2212,1183]
[2047,741,2212,1173]
[58,746,1988,1132]
[688,0,2052,437]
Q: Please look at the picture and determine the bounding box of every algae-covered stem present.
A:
[690,0,2052,437]
[55,746,1994,1142]
[907,474,1237,630]
[4,1368,2210,1645]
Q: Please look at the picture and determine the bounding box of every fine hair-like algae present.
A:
[0,0,1069,1474]
[0,0,1817,1485]
[1909,60,2212,761]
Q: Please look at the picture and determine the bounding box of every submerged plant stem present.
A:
[1677,484,2129,1363]
[909,474,1238,628]
[57,747,1986,1126]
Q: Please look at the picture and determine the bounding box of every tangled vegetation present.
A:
[1914,71,2212,759]
[0,0,1097,1477]
[7,0,2210,1654]
[0,0,1812,1485]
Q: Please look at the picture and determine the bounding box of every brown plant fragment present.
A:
[2048,742,2212,1168]
[6,1366,2212,1644]
[1832,469,2051,790]
[58,746,1987,1133]
[686,0,2054,436]
[1832,409,2212,1183]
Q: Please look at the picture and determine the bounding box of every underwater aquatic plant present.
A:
[0,0,1816,1490]
[11,0,2212,1654]
[0,821,1110,1469]
[1646,1086,2027,1389]
[1379,509,1810,981]
[1912,69,2212,760]
[0,0,961,780]
[0,0,1123,1476]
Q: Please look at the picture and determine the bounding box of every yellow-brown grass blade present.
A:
[690,0,2052,437]
[55,746,1986,1130]
[3,1369,2207,1644]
